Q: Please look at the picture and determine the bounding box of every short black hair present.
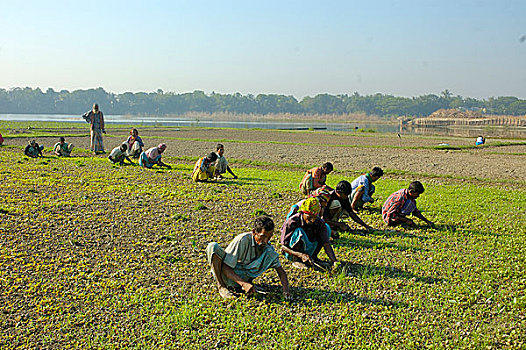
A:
[59,136,65,142]
[322,162,333,172]
[120,143,128,151]
[408,181,425,194]
[207,152,218,162]
[335,180,352,195]
[254,216,274,233]
[370,167,384,177]
[216,143,224,151]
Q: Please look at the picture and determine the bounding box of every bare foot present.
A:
[292,261,309,269]
[218,287,235,299]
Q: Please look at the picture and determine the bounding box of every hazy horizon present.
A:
[1,1,525,100]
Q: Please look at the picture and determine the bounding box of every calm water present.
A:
[2,114,525,138]
[0,113,398,132]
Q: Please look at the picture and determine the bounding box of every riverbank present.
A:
[2,122,526,185]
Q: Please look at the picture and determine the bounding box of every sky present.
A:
[0,0,525,99]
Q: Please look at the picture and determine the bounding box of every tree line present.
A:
[1,87,525,117]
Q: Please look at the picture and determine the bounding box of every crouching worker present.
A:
[206,216,290,299]
[382,181,434,227]
[53,137,74,157]
[280,198,338,270]
[192,152,217,182]
[299,162,333,196]
[139,143,171,169]
[24,140,44,158]
[108,143,134,165]
[322,180,372,235]
[125,128,144,158]
[350,166,384,211]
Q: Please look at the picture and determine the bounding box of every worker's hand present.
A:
[233,175,238,179]
[300,253,313,265]
[242,282,255,295]
[283,291,292,301]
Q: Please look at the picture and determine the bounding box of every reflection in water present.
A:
[403,125,526,139]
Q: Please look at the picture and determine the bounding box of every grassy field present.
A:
[1,125,525,349]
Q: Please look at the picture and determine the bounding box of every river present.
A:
[1,114,525,138]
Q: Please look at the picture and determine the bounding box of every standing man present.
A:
[299,162,333,196]
[82,103,106,154]
[214,144,237,179]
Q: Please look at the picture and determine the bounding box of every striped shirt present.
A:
[382,189,420,224]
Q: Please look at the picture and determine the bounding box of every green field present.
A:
[1,129,525,349]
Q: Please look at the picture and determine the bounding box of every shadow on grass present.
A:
[432,223,501,237]
[335,235,425,252]
[367,228,429,241]
[357,207,382,215]
[338,262,444,284]
[249,284,407,308]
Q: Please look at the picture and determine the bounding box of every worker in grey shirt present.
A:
[206,216,290,299]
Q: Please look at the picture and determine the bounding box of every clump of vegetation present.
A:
[194,202,208,210]
[253,209,269,216]
[172,213,190,222]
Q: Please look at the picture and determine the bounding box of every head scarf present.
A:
[309,185,331,203]
[299,197,321,216]
[158,143,167,150]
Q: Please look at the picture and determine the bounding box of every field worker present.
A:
[125,128,144,158]
[322,180,372,236]
[53,137,74,157]
[299,162,333,196]
[24,140,44,158]
[108,144,134,165]
[382,181,434,227]
[350,167,384,211]
[0,132,4,145]
[214,143,237,179]
[192,152,217,182]
[280,198,337,270]
[139,143,171,169]
[476,135,485,146]
[287,185,332,219]
[206,216,290,299]
[82,103,106,154]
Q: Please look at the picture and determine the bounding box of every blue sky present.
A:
[0,0,525,99]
